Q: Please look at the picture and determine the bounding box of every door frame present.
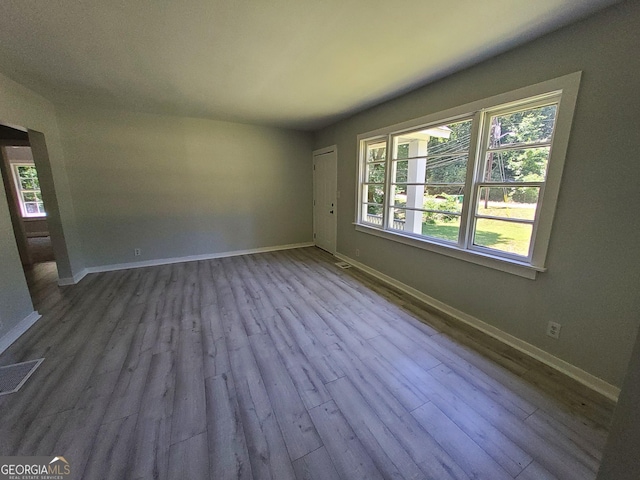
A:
[312,145,338,254]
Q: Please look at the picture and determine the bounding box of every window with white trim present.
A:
[12,163,46,217]
[356,74,580,277]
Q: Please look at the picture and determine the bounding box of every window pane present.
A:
[25,202,39,214]
[474,218,532,256]
[389,208,409,232]
[17,166,39,188]
[366,204,383,216]
[484,147,550,182]
[391,207,406,221]
[394,160,408,183]
[392,184,407,207]
[393,119,472,160]
[394,155,469,184]
[363,204,384,226]
[20,177,39,190]
[394,142,410,160]
[363,210,383,225]
[22,192,37,202]
[422,215,461,242]
[363,184,384,204]
[37,203,46,213]
[427,154,469,184]
[366,162,385,183]
[390,207,461,242]
[392,185,464,212]
[477,187,539,220]
[424,187,463,213]
[17,165,37,177]
[489,104,557,148]
[367,142,386,162]
[427,119,472,155]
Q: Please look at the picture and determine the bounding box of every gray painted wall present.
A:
[0,72,82,340]
[0,175,32,338]
[0,72,82,278]
[314,1,640,387]
[56,106,313,267]
[0,145,30,266]
[596,324,640,479]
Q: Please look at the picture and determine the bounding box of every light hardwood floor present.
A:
[0,247,614,479]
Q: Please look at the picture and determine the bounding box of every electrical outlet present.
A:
[134,248,141,256]
[546,321,561,339]
[355,248,360,257]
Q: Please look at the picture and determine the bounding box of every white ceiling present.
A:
[0,0,619,130]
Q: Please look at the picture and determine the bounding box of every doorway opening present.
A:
[0,124,57,305]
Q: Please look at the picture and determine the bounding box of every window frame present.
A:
[467,95,559,263]
[354,73,581,279]
[11,162,46,218]
[386,113,478,247]
[360,137,388,228]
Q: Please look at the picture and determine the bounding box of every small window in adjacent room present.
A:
[355,73,581,278]
[12,163,46,217]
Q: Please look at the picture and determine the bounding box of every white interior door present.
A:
[313,148,337,254]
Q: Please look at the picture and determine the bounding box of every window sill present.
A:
[22,216,47,221]
[354,223,544,279]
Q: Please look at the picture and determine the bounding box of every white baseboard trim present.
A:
[0,311,41,355]
[58,268,89,286]
[59,242,315,284]
[335,252,620,402]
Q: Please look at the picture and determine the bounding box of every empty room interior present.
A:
[0,1,638,479]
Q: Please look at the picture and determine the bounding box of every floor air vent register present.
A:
[0,358,44,396]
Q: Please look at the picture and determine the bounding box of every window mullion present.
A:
[356,140,364,224]
[527,182,547,262]
[466,109,498,252]
[358,138,388,226]
[487,140,552,153]
[383,135,393,230]
[477,181,544,188]
[460,111,484,249]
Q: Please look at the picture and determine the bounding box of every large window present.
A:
[356,74,580,278]
[12,163,46,217]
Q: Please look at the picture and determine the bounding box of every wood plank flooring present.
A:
[0,247,614,480]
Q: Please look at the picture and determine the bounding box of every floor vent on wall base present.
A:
[0,358,44,396]
[335,261,352,269]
